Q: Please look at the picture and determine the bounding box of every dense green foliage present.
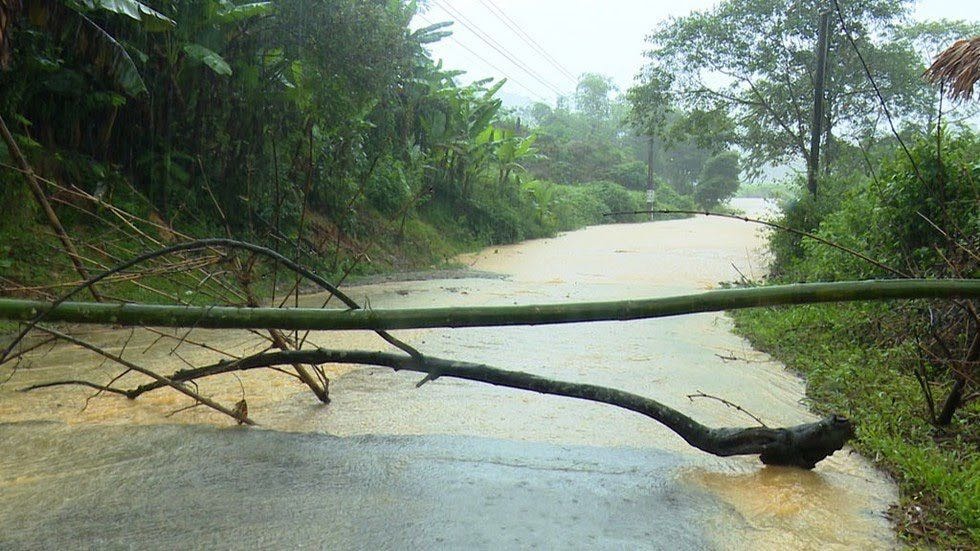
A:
[522,72,738,209]
[629,0,978,190]
[695,151,740,208]
[771,132,979,281]
[0,0,683,291]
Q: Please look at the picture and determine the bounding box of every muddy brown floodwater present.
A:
[0,199,898,549]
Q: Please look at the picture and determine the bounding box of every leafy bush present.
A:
[550,183,608,230]
[364,156,414,215]
[605,160,648,190]
[654,181,698,212]
[582,181,641,222]
[777,131,980,281]
[694,151,740,208]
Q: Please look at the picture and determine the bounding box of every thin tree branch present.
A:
[687,390,768,427]
[31,325,254,425]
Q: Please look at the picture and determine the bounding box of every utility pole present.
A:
[807,10,831,196]
[646,136,655,221]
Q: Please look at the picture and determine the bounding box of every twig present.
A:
[687,390,768,427]
[0,239,423,369]
[32,325,254,425]
[20,379,130,396]
[164,402,204,418]
[0,335,58,366]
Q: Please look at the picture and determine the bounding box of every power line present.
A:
[432,0,564,96]
[477,0,578,84]
[417,14,551,103]
[830,0,924,186]
[431,0,566,97]
[432,0,561,95]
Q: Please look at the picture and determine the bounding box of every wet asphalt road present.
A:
[0,422,724,550]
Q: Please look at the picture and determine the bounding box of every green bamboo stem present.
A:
[1,279,977,332]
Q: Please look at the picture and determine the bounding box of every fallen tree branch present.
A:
[31,325,254,425]
[2,279,976,332]
[61,347,851,468]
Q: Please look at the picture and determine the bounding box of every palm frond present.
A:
[924,36,980,101]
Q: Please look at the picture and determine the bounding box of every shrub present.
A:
[582,180,641,222]
[694,151,740,208]
[605,160,648,190]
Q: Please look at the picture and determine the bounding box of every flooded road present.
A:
[0,199,898,549]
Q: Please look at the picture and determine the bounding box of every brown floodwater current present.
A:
[0,199,898,549]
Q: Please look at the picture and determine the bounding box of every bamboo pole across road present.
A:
[0,279,977,332]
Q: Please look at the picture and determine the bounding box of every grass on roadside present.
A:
[731,303,980,549]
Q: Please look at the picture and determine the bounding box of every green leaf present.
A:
[30,1,148,95]
[183,43,232,76]
[216,2,274,23]
[474,125,494,145]
[514,133,537,157]
[483,79,505,100]
[83,0,175,32]
[411,21,453,44]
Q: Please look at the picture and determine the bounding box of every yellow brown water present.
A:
[0,199,898,549]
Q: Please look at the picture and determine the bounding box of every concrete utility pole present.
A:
[807,10,831,196]
[646,136,655,221]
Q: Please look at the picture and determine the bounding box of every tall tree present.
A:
[631,0,936,183]
[574,72,617,135]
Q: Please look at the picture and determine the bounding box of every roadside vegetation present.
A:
[732,131,979,548]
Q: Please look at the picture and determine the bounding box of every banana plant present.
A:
[414,75,506,199]
[173,1,273,78]
[522,179,558,227]
[493,128,537,188]
[1,0,174,95]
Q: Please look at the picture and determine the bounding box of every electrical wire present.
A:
[417,14,552,103]
[431,0,567,97]
[477,0,578,84]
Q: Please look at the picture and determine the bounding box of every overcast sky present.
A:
[414,0,979,107]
